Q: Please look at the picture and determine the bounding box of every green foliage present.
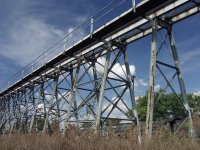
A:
[188,94,200,112]
[127,90,200,121]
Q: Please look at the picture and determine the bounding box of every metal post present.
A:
[92,59,99,111]
[145,19,158,139]
[2,100,8,134]
[168,28,195,138]
[0,100,6,130]
[10,93,19,134]
[43,76,58,133]
[19,90,27,133]
[29,85,42,133]
[95,42,111,130]
[90,17,94,38]
[132,0,136,12]
[123,46,141,144]
[25,88,33,131]
[16,92,22,131]
[63,62,80,134]
[40,80,47,124]
[55,86,61,123]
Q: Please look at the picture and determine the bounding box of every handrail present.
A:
[0,0,132,92]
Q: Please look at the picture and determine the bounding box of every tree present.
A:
[127,90,200,121]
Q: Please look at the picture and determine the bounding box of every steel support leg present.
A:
[19,91,28,133]
[43,77,59,133]
[92,60,99,107]
[55,84,61,124]
[168,29,195,138]
[95,42,111,130]
[63,64,80,134]
[145,19,158,139]
[41,83,47,124]
[26,88,34,132]
[123,46,141,144]
[10,94,19,133]
[29,85,42,133]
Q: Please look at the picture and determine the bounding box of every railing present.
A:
[0,0,139,93]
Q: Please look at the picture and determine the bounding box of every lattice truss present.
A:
[0,0,199,140]
[0,40,140,134]
[145,18,194,138]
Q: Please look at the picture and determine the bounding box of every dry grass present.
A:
[0,125,200,150]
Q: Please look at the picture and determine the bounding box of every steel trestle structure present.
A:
[0,0,199,142]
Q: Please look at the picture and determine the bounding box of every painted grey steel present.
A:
[43,76,59,133]
[123,44,141,144]
[145,19,158,139]
[0,0,199,142]
[1,0,195,96]
[63,61,80,134]
[29,84,42,133]
[145,16,196,139]
[95,42,111,130]
[168,29,195,137]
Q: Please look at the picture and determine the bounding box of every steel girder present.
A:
[0,41,141,141]
[145,18,195,139]
[0,0,199,143]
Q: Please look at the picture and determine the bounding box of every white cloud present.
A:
[0,0,88,72]
[0,17,65,66]
[37,103,44,109]
[90,56,135,79]
[137,79,148,87]
[135,96,140,101]
[109,63,135,79]
[68,27,74,34]
[193,90,200,96]
[180,48,200,64]
[154,84,161,91]
[102,96,129,118]
[134,78,148,93]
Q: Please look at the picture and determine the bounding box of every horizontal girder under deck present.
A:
[0,0,199,98]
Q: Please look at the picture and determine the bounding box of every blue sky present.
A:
[0,0,200,96]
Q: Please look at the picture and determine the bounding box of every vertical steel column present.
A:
[41,81,47,122]
[63,62,80,134]
[5,98,11,134]
[25,87,34,131]
[123,46,141,144]
[29,84,42,133]
[10,92,19,133]
[3,99,8,133]
[19,90,27,133]
[19,88,31,133]
[55,70,61,125]
[92,59,99,99]
[0,100,2,131]
[16,92,22,131]
[0,99,6,133]
[43,76,59,133]
[168,29,195,138]
[95,42,111,130]
[145,19,158,139]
